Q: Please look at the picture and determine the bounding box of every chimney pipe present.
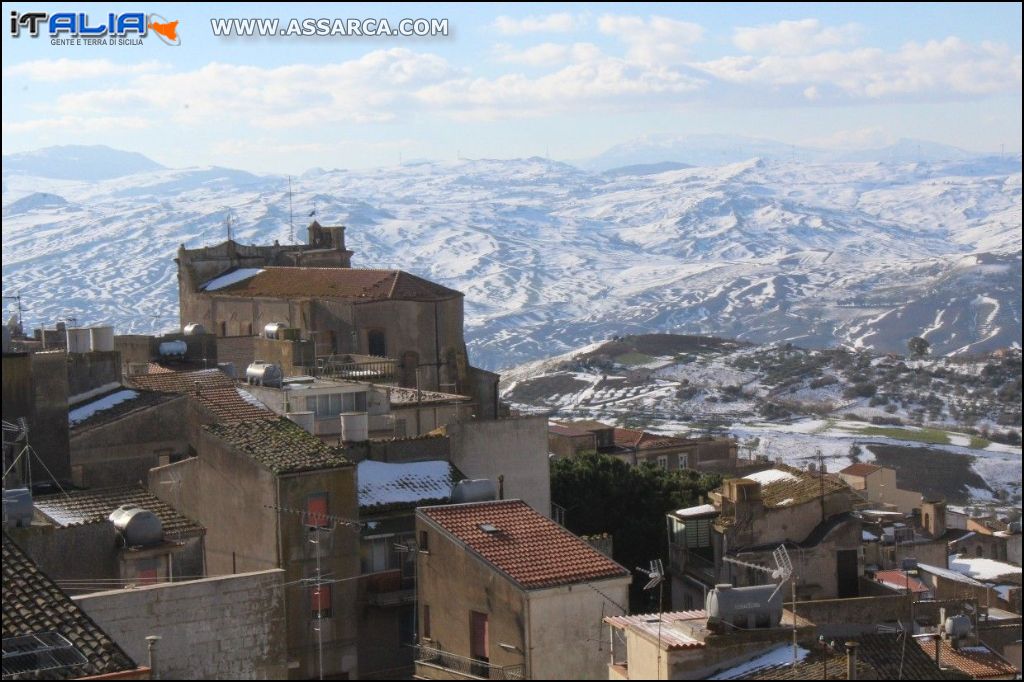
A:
[845,641,859,681]
[932,633,942,668]
[194,380,201,396]
[497,474,504,500]
[146,635,162,679]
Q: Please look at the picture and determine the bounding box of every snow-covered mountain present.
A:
[2,147,1020,370]
[3,145,165,181]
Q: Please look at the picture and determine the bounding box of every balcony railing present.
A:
[317,355,398,383]
[415,644,525,680]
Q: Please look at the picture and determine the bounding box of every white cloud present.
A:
[3,58,166,82]
[693,37,1022,100]
[598,14,704,64]
[495,43,571,66]
[492,13,576,35]
[2,115,151,134]
[734,19,861,55]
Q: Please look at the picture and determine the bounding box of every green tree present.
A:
[550,453,722,610]
[908,336,931,358]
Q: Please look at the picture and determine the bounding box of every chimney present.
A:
[845,641,859,681]
[146,635,162,679]
[497,474,505,500]
[932,633,942,668]
[194,380,201,397]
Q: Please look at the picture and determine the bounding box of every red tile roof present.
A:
[874,570,931,594]
[126,369,276,423]
[917,639,1017,679]
[203,267,461,302]
[420,499,629,590]
[614,427,687,451]
[840,463,882,477]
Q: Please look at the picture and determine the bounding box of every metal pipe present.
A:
[845,640,858,681]
[146,635,161,680]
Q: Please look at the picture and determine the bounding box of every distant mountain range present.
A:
[2,143,1020,369]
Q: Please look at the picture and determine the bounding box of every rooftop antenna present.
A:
[723,545,796,663]
[225,209,233,243]
[287,175,295,244]
[636,559,665,680]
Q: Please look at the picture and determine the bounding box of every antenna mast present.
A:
[288,176,295,244]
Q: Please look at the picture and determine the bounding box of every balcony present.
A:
[415,645,525,680]
[668,543,716,585]
[364,568,415,607]
[318,354,398,383]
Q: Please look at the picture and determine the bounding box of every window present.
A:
[470,611,489,662]
[368,329,387,357]
[657,455,669,471]
[422,605,431,640]
[419,530,428,552]
[306,493,329,528]
[678,453,689,470]
[976,545,984,558]
[311,584,332,619]
[361,536,392,574]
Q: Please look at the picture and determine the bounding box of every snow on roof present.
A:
[863,530,879,541]
[357,460,458,509]
[918,562,987,587]
[709,643,810,679]
[675,504,718,518]
[743,468,799,485]
[201,268,264,291]
[949,554,1023,582]
[68,389,139,426]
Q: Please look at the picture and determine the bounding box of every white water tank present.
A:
[264,322,287,339]
[945,614,972,639]
[108,506,163,547]
[66,327,92,353]
[706,584,783,629]
[340,411,369,442]
[2,488,33,528]
[246,362,283,388]
[89,326,114,352]
[286,411,315,433]
[183,323,206,336]
[451,479,497,504]
[158,340,188,358]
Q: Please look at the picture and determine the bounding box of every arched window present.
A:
[367,329,387,357]
[975,545,984,558]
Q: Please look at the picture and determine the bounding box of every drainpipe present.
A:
[146,635,162,679]
[845,641,858,681]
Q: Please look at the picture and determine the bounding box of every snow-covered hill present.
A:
[2,148,1021,369]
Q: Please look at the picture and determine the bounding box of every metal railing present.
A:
[317,355,398,383]
[415,644,525,680]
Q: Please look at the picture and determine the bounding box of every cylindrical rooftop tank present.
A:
[450,479,498,504]
[945,614,972,639]
[246,362,283,388]
[2,488,33,529]
[158,340,188,357]
[183,323,206,336]
[89,326,114,352]
[66,328,92,353]
[340,411,369,442]
[108,506,163,547]
[264,322,287,339]
[286,411,315,433]
[706,584,783,629]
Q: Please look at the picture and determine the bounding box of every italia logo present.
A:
[9,11,181,45]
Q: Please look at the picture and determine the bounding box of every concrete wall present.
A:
[29,351,72,482]
[70,396,188,488]
[416,516,530,675]
[216,335,258,375]
[115,335,154,373]
[75,569,288,680]
[548,432,596,459]
[8,522,119,586]
[66,350,122,398]
[528,579,630,680]
[446,416,551,518]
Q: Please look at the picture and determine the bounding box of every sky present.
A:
[2,2,1021,173]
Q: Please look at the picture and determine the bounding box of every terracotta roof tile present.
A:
[917,639,1017,679]
[840,463,882,477]
[204,418,351,475]
[874,570,931,594]
[126,369,276,423]
[34,485,204,538]
[2,533,138,679]
[203,267,461,302]
[420,499,629,590]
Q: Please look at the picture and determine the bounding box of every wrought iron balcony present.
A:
[415,644,525,680]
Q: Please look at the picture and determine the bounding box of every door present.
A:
[836,549,859,598]
[470,611,489,662]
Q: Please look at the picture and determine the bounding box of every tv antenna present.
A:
[723,545,796,662]
[287,176,295,243]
